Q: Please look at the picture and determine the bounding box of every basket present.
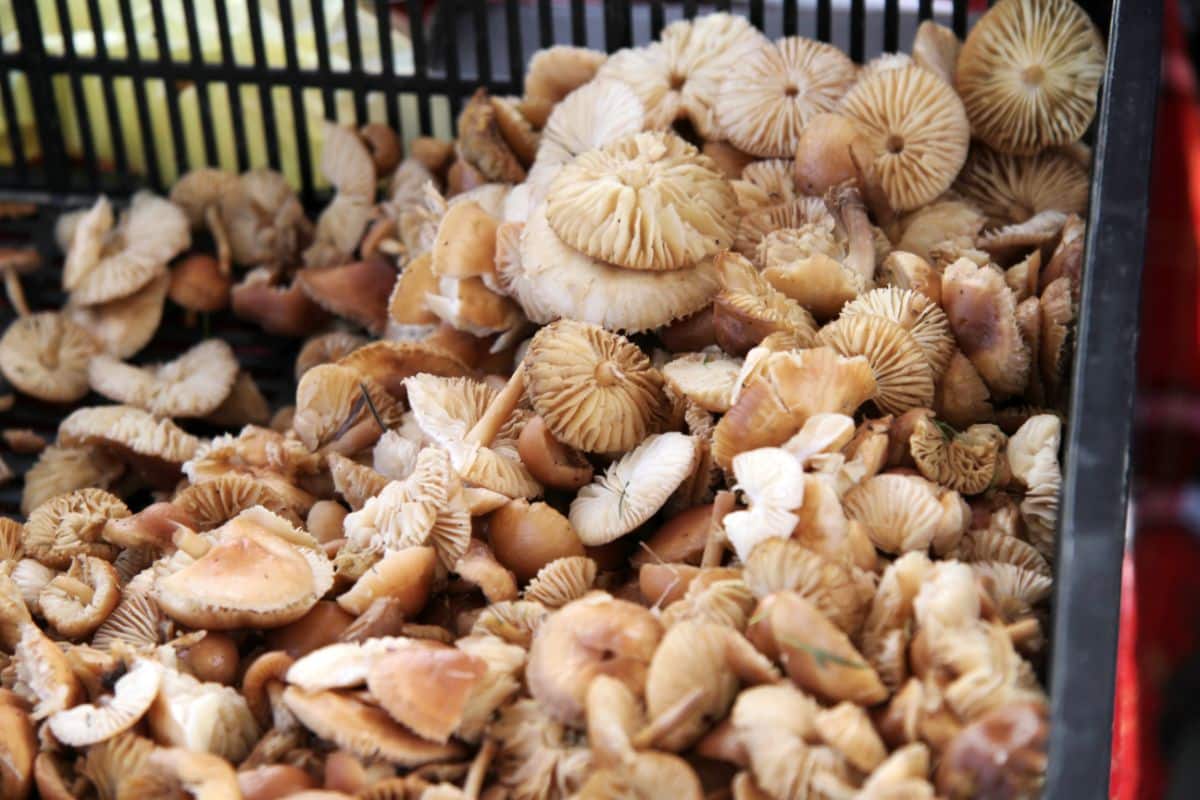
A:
[0,1,1163,797]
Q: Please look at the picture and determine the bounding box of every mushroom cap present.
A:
[183,425,322,512]
[47,658,163,746]
[957,529,1052,578]
[60,405,202,479]
[364,639,487,743]
[524,319,669,453]
[296,257,396,335]
[87,339,239,418]
[819,313,935,415]
[814,702,888,774]
[14,623,82,719]
[715,37,857,158]
[538,80,646,169]
[62,195,114,290]
[173,473,301,530]
[734,195,834,259]
[283,686,467,766]
[913,20,962,86]
[512,205,721,332]
[321,122,376,199]
[524,45,608,105]
[66,271,169,359]
[894,200,987,265]
[387,252,440,334]
[840,287,956,379]
[1039,274,1075,398]
[169,168,239,227]
[155,506,334,629]
[220,168,311,267]
[0,312,96,403]
[910,417,1006,495]
[293,364,400,453]
[339,340,472,401]
[662,350,743,414]
[957,0,1105,155]
[545,131,737,272]
[743,538,874,636]
[569,432,699,545]
[525,556,598,608]
[297,333,370,382]
[231,269,331,338]
[644,621,741,751]
[935,701,1048,799]
[972,561,1053,623]
[941,258,1032,397]
[23,487,128,567]
[712,251,819,355]
[328,453,389,511]
[843,474,967,554]
[953,145,1090,228]
[39,555,122,638]
[935,350,995,429]
[458,88,527,183]
[432,201,500,280]
[838,65,970,211]
[205,370,270,428]
[336,545,437,617]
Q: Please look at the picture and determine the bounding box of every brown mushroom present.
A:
[296,257,396,335]
[168,253,231,318]
[487,499,586,582]
[232,268,332,337]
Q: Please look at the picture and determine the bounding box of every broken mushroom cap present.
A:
[23,487,128,567]
[524,319,669,453]
[337,545,437,617]
[155,505,334,629]
[87,339,239,418]
[838,64,970,211]
[296,257,396,336]
[953,145,1090,228]
[47,658,163,747]
[941,257,1032,398]
[0,312,97,403]
[524,45,607,105]
[38,555,122,638]
[545,131,738,272]
[715,37,857,158]
[843,473,969,555]
[957,0,1105,155]
[819,311,936,415]
[712,250,818,355]
[910,416,1006,495]
[662,350,743,414]
[569,432,700,546]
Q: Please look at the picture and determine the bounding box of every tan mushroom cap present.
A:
[386,253,440,337]
[913,20,962,86]
[48,658,163,747]
[935,701,1049,799]
[537,80,646,169]
[20,448,123,529]
[39,555,121,638]
[155,506,334,629]
[88,339,239,418]
[662,350,743,414]
[715,36,857,158]
[283,685,466,766]
[712,251,819,356]
[296,331,369,381]
[173,473,299,530]
[524,45,607,105]
[0,518,20,561]
[432,202,500,281]
[525,556,598,609]
[569,432,699,546]
[293,364,400,454]
[910,416,1006,495]
[458,88,526,183]
[942,257,1032,397]
[337,545,437,617]
[957,0,1105,155]
[545,131,737,272]
[296,257,396,335]
[819,312,936,415]
[512,205,721,332]
[643,622,741,751]
[524,319,669,453]
[59,404,201,482]
[0,312,96,403]
[205,370,270,428]
[61,195,113,290]
[220,168,311,267]
[327,453,388,511]
[839,65,969,211]
[231,269,331,338]
[894,199,987,265]
[840,287,956,379]
[1040,274,1075,398]
[169,168,238,228]
[23,487,128,567]
[14,622,83,719]
[65,269,168,360]
[743,537,874,636]
[954,145,1090,228]
[364,639,488,743]
[0,700,35,800]
[843,473,970,555]
[339,340,472,401]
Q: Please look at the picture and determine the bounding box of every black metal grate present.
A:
[0,2,1163,799]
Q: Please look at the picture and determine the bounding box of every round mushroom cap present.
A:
[220,168,311,267]
[169,168,238,228]
[524,319,669,453]
[24,488,128,568]
[910,416,1006,495]
[819,313,936,415]
[715,36,857,158]
[840,287,956,379]
[364,639,488,743]
[0,312,97,403]
[525,556,598,609]
[59,405,202,483]
[65,271,169,360]
[537,80,646,169]
[39,555,122,638]
[295,257,396,336]
[953,145,1089,228]
[88,339,239,418]
[957,0,1105,155]
[838,64,970,211]
[545,131,737,272]
[48,658,163,747]
[155,505,334,629]
[569,432,699,546]
[524,45,607,105]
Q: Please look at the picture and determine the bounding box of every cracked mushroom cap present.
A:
[220,168,311,267]
[662,349,743,414]
[0,312,97,403]
[545,131,737,272]
[23,487,128,567]
[953,145,1090,228]
[38,555,121,638]
[715,36,857,158]
[66,192,190,306]
[570,432,699,546]
[87,339,239,418]
[941,258,1032,397]
[512,205,721,332]
[65,270,168,360]
[843,473,970,555]
[283,685,466,766]
[838,64,969,211]
[957,0,1105,155]
[910,416,1007,495]
[364,639,488,743]
[537,80,646,169]
[527,593,663,726]
[154,505,334,629]
[819,312,936,415]
[59,405,202,485]
[47,658,163,747]
[524,319,669,453]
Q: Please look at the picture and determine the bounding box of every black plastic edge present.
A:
[1046,0,1161,797]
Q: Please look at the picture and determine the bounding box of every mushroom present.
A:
[1007,414,1062,558]
[487,499,586,582]
[232,267,332,337]
[525,556,598,608]
[712,250,818,355]
[545,131,737,272]
[13,622,83,718]
[662,350,744,414]
[296,256,396,335]
[893,200,987,266]
[957,0,1104,155]
[524,45,607,108]
[293,364,400,455]
[1041,213,1085,295]
[58,405,201,487]
[184,425,322,514]
[173,473,300,530]
[526,593,663,726]
[60,269,166,359]
[0,311,97,404]
[167,253,232,324]
[516,415,594,492]
[953,145,1090,228]
[87,339,239,418]
[1040,275,1075,400]
[0,698,34,800]
[458,89,527,183]
[838,64,969,211]
[22,487,127,567]
[935,701,1049,799]
[305,124,377,268]
[935,351,995,428]
[339,340,472,401]
[38,555,121,638]
[337,545,437,617]
[364,639,488,743]
[205,371,271,428]
[941,257,1032,398]
[839,286,956,380]
[792,112,875,197]
[386,252,441,340]
[909,416,1007,495]
[742,538,874,636]
[455,539,519,603]
[219,168,311,267]
[715,36,856,158]
[569,432,699,546]
[537,79,646,170]
[47,658,163,746]
[844,473,969,555]
[913,20,961,85]
[169,169,238,273]
[296,331,369,381]
[119,747,243,799]
[524,319,669,453]
[154,505,334,629]
[814,702,887,774]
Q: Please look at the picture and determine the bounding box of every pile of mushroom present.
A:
[0,0,1101,796]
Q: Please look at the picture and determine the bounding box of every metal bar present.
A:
[682,0,698,21]
[115,0,161,187]
[374,0,399,132]
[884,0,899,52]
[953,0,969,37]
[246,0,282,169]
[604,0,629,51]
[714,0,732,13]
[279,0,315,200]
[149,0,188,181]
[570,0,587,46]
[650,0,665,40]
[1047,2,1161,799]
[749,0,764,33]
[783,0,797,36]
[342,0,368,123]
[309,0,337,118]
[537,0,553,48]
[179,0,216,168]
[86,0,129,180]
[918,0,934,22]
[406,0,432,134]
[0,11,27,184]
[473,0,492,86]
[212,0,248,171]
[442,0,463,121]
[504,0,523,89]
[53,0,99,189]
[817,0,832,42]
[850,0,865,62]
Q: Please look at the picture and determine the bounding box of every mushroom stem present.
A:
[1005,617,1041,646]
[379,238,405,257]
[172,525,212,559]
[465,362,527,448]
[463,737,497,799]
[630,687,708,750]
[829,185,875,286]
[360,217,398,260]
[700,491,736,568]
[50,575,94,605]
[205,206,233,276]
[3,268,30,317]
[847,147,896,227]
